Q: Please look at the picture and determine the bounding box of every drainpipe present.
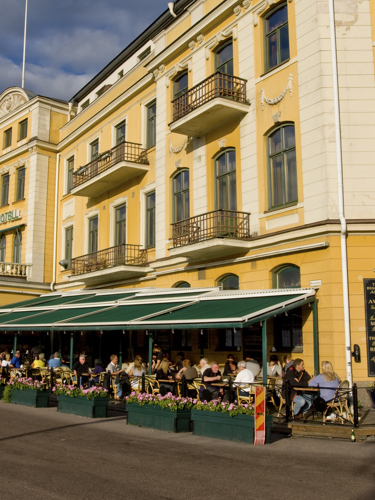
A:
[328,0,352,385]
[51,153,60,292]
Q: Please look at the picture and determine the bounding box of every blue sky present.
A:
[0,0,172,100]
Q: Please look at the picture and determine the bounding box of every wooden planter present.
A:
[57,395,109,418]
[126,403,191,432]
[10,388,51,408]
[191,410,273,444]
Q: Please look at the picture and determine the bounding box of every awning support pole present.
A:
[13,332,17,355]
[313,300,319,376]
[148,332,153,375]
[70,332,74,370]
[200,330,204,359]
[262,321,267,386]
[119,333,123,367]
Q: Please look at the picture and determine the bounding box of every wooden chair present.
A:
[146,377,160,396]
[235,384,254,405]
[323,380,354,424]
[193,381,206,402]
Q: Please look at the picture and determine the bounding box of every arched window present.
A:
[215,41,233,75]
[272,265,302,351]
[172,170,189,223]
[173,281,191,288]
[265,3,289,72]
[273,265,300,289]
[268,124,297,209]
[0,235,6,262]
[215,149,237,211]
[218,274,239,290]
[13,230,22,263]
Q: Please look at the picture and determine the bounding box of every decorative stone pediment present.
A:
[0,87,34,118]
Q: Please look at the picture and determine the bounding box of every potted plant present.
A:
[53,383,109,418]
[3,377,50,407]
[126,392,194,433]
[191,400,273,444]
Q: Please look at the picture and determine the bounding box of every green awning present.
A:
[3,306,107,327]
[0,223,25,235]
[0,294,63,310]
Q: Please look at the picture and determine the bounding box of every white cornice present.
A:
[0,138,59,165]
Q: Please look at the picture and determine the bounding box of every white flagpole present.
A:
[21,0,28,88]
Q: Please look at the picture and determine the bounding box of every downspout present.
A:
[51,152,60,292]
[328,0,352,385]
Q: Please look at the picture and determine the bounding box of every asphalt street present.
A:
[0,402,374,500]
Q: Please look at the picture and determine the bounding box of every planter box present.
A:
[57,395,109,418]
[126,403,191,432]
[191,410,273,444]
[10,388,51,408]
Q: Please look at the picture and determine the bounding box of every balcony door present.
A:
[115,121,126,161]
[88,216,98,254]
[215,149,237,237]
[115,204,126,265]
[215,41,234,97]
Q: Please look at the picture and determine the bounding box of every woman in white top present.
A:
[267,355,282,377]
[1,353,11,367]
[128,355,146,389]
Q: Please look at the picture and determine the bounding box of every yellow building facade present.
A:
[1,0,375,389]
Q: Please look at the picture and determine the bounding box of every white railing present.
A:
[0,262,31,277]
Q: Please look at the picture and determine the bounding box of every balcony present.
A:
[69,244,152,285]
[71,141,149,198]
[169,72,250,137]
[0,262,31,279]
[169,210,251,260]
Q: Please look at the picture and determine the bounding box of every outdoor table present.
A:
[212,380,235,403]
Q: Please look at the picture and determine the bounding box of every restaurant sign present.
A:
[0,209,21,225]
[363,279,375,377]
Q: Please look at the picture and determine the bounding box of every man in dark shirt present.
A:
[153,344,165,372]
[283,358,312,420]
[202,361,222,400]
[10,351,21,368]
[72,354,91,387]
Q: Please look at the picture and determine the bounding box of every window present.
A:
[0,235,6,262]
[13,230,22,263]
[138,46,151,62]
[217,328,241,350]
[273,265,302,351]
[88,216,98,253]
[215,149,237,210]
[218,274,239,290]
[3,128,12,148]
[81,100,90,110]
[173,330,192,351]
[116,121,126,145]
[145,191,155,248]
[173,170,189,223]
[90,140,99,161]
[265,4,289,72]
[115,204,126,246]
[173,71,188,99]
[268,124,297,209]
[146,101,156,148]
[16,167,25,200]
[1,174,9,206]
[173,281,191,288]
[18,119,28,140]
[215,41,233,75]
[65,226,73,270]
[67,157,74,194]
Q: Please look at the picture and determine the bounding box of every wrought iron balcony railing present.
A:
[171,210,251,248]
[0,262,30,277]
[73,141,149,189]
[71,244,148,276]
[172,72,248,122]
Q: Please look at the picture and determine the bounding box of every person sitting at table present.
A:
[48,352,62,369]
[234,360,254,399]
[10,350,21,368]
[32,353,46,368]
[198,358,210,377]
[282,358,312,420]
[91,359,105,384]
[223,354,237,376]
[176,359,198,381]
[174,352,185,371]
[267,354,282,377]
[282,354,294,377]
[107,354,125,399]
[73,354,91,388]
[1,353,11,368]
[308,361,341,420]
[156,358,175,394]
[202,361,222,400]
[244,356,260,378]
[128,355,146,390]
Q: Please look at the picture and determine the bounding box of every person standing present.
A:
[106,354,124,399]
